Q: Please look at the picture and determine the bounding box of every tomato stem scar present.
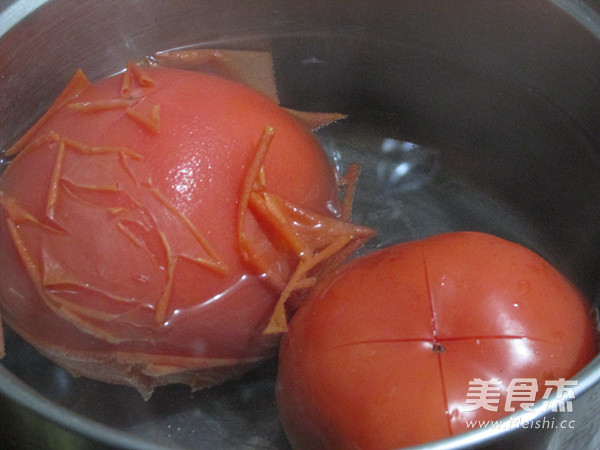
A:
[432,343,445,353]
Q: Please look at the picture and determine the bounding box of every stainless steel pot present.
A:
[1,0,600,448]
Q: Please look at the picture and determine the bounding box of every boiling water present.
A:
[318,119,541,253]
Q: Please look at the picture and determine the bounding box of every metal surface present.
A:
[1,0,600,448]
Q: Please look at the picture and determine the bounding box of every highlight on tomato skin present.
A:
[0,61,373,398]
[276,232,599,450]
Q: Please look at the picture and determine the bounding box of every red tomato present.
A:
[0,64,366,396]
[276,232,598,449]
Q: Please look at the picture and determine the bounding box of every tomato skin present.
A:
[276,232,598,449]
[0,67,342,395]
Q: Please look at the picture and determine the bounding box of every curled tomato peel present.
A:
[0,60,370,396]
[237,126,374,334]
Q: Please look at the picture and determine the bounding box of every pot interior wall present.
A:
[1,0,600,449]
